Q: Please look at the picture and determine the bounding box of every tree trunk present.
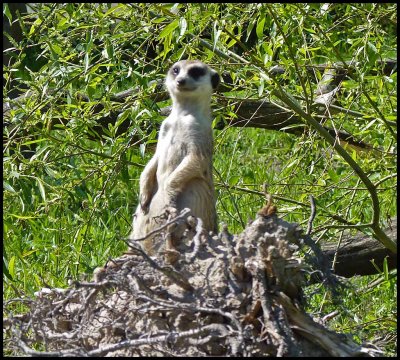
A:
[320,217,397,277]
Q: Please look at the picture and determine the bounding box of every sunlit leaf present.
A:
[3,4,12,24]
[37,178,46,202]
[256,15,266,39]
[158,19,179,39]
[3,181,16,193]
[8,256,16,280]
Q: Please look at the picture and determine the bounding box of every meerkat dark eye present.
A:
[172,67,180,75]
[188,66,206,80]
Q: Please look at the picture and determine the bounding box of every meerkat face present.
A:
[166,60,220,98]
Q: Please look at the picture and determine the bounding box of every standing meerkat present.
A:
[130,60,220,255]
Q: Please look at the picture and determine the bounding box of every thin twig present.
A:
[127,208,191,245]
[127,241,194,292]
[184,216,205,264]
[88,324,230,356]
[306,195,316,235]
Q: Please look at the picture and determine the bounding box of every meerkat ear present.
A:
[211,70,220,90]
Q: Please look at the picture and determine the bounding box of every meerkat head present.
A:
[166,60,220,100]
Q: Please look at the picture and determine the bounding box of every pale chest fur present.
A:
[156,114,213,181]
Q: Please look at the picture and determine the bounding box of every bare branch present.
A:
[306,195,317,236]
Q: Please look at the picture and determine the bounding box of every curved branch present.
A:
[270,86,396,254]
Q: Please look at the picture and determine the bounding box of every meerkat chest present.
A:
[157,115,212,172]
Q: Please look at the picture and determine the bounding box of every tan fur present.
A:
[130,60,219,254]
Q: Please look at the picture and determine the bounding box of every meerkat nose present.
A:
[177,78,186,86]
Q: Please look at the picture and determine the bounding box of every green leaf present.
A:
[258,78,265,97]
[152,17,167,24]
[179,17,187,38]
[87,85,96,99]
[158,19,179,39]
[22,138,47,146]
[105,38,114,60]
[8,255,16,280]
[33,273,41,288]
[3,4,12,24]
[280,124,306,131]
[317,178,326,186]
[9,214,38,219]
[47,42,63,59]
[229,175,240,186]
[29,17,43,36]
[37,178,46,202]
[44,165,58,179]
[57,17,68,30]
[342,80,359,90]
[246,19,256,41]
[243,170,255,184]
[366,42,378,65]
[286,159,298,169]
[328,169,339,183]
[370,259,382,274]
[3,257,14,281]
[116,109,131,128]
[362,119,377,131]
[22,249,39,257]
[10,171,20,179]
[383,257,389,281]
[104,3,125,17]
[30,145,50,161]
[256,15,266,39]
[139,143,146,157]
[213,21,222,51]
[3,181,16,193]
[84,52,90,72]
[52,44,63,56]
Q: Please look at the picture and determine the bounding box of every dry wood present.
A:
[4,208,381,357]
[320,217,397,277]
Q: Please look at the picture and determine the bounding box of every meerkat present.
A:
[129,60,220,255]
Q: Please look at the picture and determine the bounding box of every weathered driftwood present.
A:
[3,209,381,357]
[320,217,397,277]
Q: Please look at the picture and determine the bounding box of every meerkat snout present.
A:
[177,78,186,86]
[167,60,220,96]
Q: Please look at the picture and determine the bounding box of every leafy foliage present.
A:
[3,3,397,354]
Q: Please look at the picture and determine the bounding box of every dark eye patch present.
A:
[188,66,206,80]
[172,66,180,75]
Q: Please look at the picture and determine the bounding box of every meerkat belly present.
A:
[156,133,216,232]
[158,140,188,179]
[156,122,190,176]
[177,177,216,232]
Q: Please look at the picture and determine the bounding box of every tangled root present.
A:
[4,208,381,357]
